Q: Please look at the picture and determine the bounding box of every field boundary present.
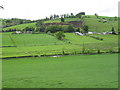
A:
[1,51,119,60]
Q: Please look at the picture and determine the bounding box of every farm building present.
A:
[88,32,98,34]
[101,32,110,35]
[24,31,33,34]
[16,31,22,34]
[15,31,33,34]
[74,32,85,36]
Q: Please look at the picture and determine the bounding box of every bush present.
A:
[65,25,75,32]
[54,31,65,40]
[46,25,75,33]
[82,25,88,33]
[61,18,65,22]
[97,49,100,54]
[23,27,35,31]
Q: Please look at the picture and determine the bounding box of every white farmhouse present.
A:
[74,32,84,36]
[102,32,110,35]
[88,32,93,34]
[16,31,22,34]
[88,31,98,34]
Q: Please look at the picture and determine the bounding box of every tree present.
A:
[76,28,80,32]
[23,27,35,31]
[56,15,59,19]
[111,27,116,34]
[76,12,85,18]
[44,17,49,21]
[114,16,117,21]
[79,12,85,15]
[76,13,82,18]
[61,17,65,22]
[95,13,99,18]
[50,15,54,20]
[70,13,75,18]
[82,25,88,33]
[54,31,65,40]
[63,14,67,18]
[71,13,74,16]
[66,25,75,32]
[118,28,120,35]
[36,20,45,32]
[45,25,63,33]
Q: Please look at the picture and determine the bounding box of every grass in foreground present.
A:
[2,54,118,88]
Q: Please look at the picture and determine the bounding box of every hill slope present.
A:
[3,23,36,31]
[83,15,118,32]
[2,16,118,33]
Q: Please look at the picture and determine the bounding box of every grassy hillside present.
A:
[3,54,118,88]
[1,15,118,58]
[2,33,118,58]
[44,18,80,23]
[2,16,118,33]
[3,23,36,31]
[65,33,118,50]
[65,33,100,44]
[83,16,118,32]
[2,18,80,31]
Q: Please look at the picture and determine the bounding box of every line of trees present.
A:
[44,12,86,21]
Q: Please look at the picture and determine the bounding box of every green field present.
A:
[2,33,118,58]
[2,54,118,88]
[2,33,65,46]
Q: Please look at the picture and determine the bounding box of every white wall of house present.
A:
[16,31,21,34]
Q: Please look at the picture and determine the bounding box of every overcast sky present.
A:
[0,0,119,20]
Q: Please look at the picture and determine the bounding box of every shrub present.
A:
[82,25,88,33]
[61,18,65,22]
[54,31,65,40]
[97,49,100,54]
[66,25,75,32]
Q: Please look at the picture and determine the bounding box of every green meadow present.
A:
[2,33,118,58]
[2,54,118,88]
